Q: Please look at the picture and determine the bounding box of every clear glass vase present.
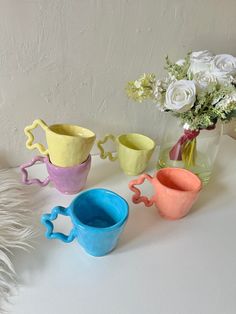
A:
[157,118,223,185]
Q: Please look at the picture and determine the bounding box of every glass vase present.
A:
[157,118,223,185]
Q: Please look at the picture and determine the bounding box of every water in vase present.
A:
[158,146,213,185]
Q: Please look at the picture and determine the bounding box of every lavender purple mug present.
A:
[20,155,91,194]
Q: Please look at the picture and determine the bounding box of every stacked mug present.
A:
[20,119,96,194]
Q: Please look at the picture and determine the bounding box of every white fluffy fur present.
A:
[0,169,37,309]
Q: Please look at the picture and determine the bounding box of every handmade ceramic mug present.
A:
[129,168,202,220]
[41,189,129,256]
[20,155,91,194]
[97,133,156,175]
[24,119,96,167]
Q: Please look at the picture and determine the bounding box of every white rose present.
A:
[215,92,236,109]
[211,54,236,83]
[191,50,213,62]
[165,80,196,112]
[176,59,185,66]
[189,50,214,74]
[193,71,217,91]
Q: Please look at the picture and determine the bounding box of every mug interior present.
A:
[72,189,128,229]
[118,133,155,151]
[157,168,202,192]
[49,124,95,138]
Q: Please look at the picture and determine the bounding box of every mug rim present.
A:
[48,124,96,139]
[117,133,156,152]
[70,188,129,232]
[45,154,91,170]
[156,167,202,192]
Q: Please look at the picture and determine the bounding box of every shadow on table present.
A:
[115,204,181,254]
[11,221,64,287]
[10,186,63,287]
[190,160,230,215]
[86,156,121,187]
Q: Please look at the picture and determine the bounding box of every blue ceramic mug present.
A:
[41,188,129,256]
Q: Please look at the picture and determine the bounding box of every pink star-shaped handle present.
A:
[20,156,50,186]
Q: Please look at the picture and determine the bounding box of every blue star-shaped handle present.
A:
[41,206,75,243]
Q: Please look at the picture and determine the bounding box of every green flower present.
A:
[165,52,191,80]
[126,73,156,102]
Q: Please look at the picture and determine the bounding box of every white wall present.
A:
[0,0,235,167]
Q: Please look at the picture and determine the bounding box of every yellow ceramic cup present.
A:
[97,133,156,175]
[24,119,96,167]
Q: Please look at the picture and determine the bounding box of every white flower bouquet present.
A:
[126,50,236,167]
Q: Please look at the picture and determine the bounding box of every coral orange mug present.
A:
[129,168,202,220]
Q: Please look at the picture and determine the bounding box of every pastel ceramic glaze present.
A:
[129,168,202,220]
[20,155,91,194]
[97,133,156,175]
[41,189,129,256]
[24,119,96,167]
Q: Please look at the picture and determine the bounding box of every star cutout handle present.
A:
[20,156,50,186]
[128,173,155,207]
[97,134,118,161]
[41,206,75,243]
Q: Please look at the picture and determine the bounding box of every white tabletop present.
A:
[9,136,236,314]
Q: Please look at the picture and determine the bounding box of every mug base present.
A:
[83,248,114,257]
[159,210,189,220]
[57,187,84,195]
[82,244,117,257]
[122,170,142,176]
